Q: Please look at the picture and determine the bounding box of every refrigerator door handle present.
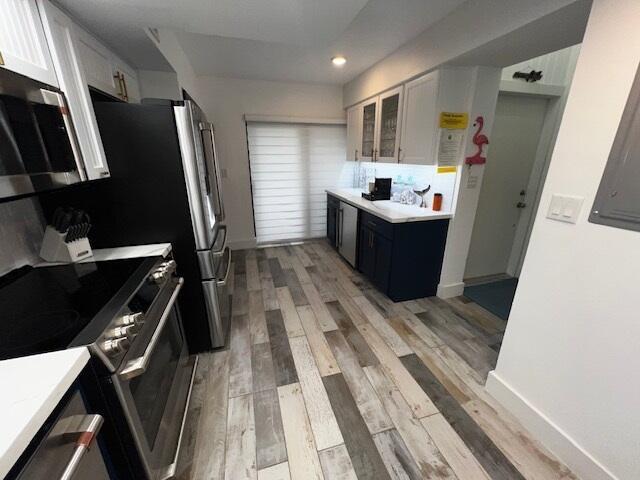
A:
[199,122,225,221]
[217,247,232,286]
[211,224,228,257]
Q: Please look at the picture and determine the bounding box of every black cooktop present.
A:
[0,257,149,360]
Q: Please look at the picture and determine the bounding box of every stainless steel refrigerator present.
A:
[41,98,232,352]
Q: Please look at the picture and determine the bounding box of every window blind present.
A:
[247,121,348,244]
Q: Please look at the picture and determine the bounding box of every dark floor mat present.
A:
[464,278,518,321]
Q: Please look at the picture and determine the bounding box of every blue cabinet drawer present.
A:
[360,211,394,240]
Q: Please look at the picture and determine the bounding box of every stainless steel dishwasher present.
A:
[338,201,359,267]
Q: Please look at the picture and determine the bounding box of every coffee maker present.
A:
[362,178,392,201]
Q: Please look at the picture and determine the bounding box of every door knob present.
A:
[516,202,527,209]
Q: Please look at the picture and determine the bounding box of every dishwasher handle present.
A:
[59,414,104,480]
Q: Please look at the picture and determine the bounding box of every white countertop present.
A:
[89,243,172,261]
[0,348,90,478]
[326,188,453,223]
[36,242,172,267]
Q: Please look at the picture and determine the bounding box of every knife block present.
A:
[40,226,93,263]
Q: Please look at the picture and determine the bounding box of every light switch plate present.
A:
[547,194,584,224]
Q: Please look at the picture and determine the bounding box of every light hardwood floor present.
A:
[178,240,576,480]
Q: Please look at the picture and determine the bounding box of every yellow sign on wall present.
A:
[439,112,468,129]
[437,166,457,174]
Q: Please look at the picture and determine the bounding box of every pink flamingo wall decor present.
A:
[465,115,489,166]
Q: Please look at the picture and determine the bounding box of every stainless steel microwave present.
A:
[0,67,85,200]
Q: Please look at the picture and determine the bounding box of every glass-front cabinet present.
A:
[376,87,403,163]
[353,86,404,164]
[360,100,377,161]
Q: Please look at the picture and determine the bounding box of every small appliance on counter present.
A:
[39,207,92,262]
[362,177,392,201]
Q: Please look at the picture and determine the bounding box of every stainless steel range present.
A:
[0,255,197,480]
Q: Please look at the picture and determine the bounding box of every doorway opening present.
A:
[463,45,581,320]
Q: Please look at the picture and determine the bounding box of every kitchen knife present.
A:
[71,209,84,226]
[65,225,74,243]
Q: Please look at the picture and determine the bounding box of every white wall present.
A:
[343,0,585,107]
[501,44,581,86]
[486,1,640,479]
[194,76,344,247]
[146,29,202,104]
[437,66,502,297]
[137,69,181,100]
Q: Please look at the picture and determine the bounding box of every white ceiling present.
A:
[54,0,467,83]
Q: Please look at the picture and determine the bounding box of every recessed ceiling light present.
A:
[332,56,346,67]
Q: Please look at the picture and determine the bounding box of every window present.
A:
[247,121,348,244]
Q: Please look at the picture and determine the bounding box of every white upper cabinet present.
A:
[399,71,439,165]
[346,104,362,161]
[74,27,139,102]
[0,0,58,87]
[360,98,378,162]
[375,86,403,163]
[38,0,110,180]
[74,28,119,97]
[350,86,404,163]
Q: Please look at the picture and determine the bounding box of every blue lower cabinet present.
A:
[372,232,392,293]
[356,210,449,301]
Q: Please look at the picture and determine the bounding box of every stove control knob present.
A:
[149,269,167,284]
[101,337,130,356]
[112,324,138,339]
[117,312,145,327]
[161,260,177,274]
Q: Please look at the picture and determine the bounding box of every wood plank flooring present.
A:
[179,240,577,480]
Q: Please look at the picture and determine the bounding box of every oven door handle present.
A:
[119,278,184,380]
[217,247,232,286]
[158,356,199,480]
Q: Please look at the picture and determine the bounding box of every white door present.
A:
[465,94,549,280]
[360,98,378,162]
[399,71,439,165]
[0,0,58,87]
[375,86,403,163]
[346,105,362,161]
[38,1,110,180]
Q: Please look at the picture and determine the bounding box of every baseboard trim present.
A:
[486,371,618,480]
[437,282,465,298]
[228,238,257,250]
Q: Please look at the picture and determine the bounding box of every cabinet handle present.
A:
[113,72,122,99]
[120,73,129,102]
[113,72,129,101]
[398,147,402,163]
[355,149,358,161]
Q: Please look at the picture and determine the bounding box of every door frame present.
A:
[499,85,566,277]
